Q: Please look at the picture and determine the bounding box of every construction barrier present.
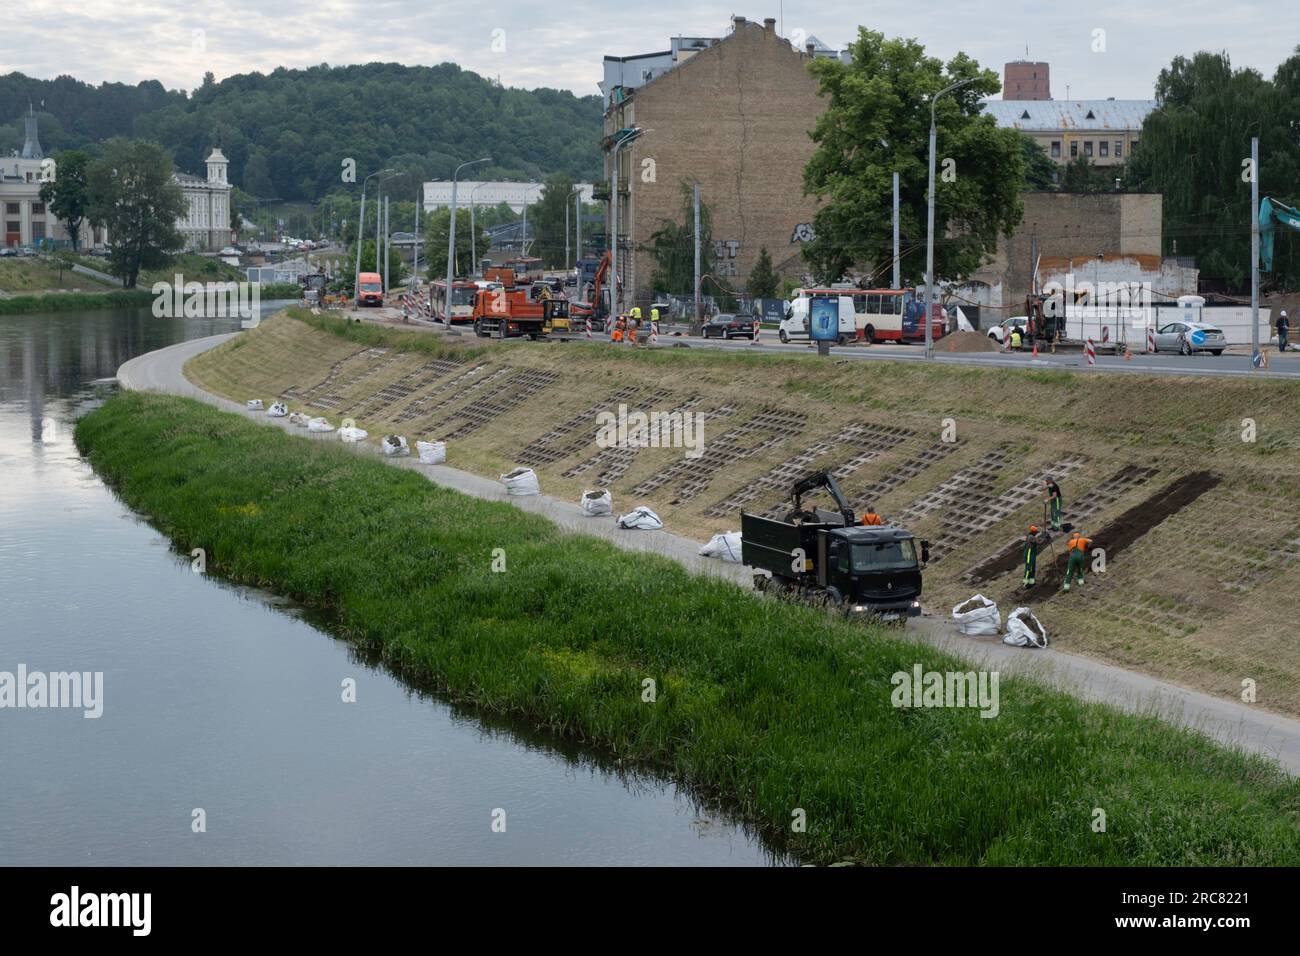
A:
[651,320,659,345]
[1147,326,1155,354]
[585,316,593,340]
[753,318,761,344]
[1085,338,1096,366]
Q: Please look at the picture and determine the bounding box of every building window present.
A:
[1099,141,1109,158]
[6,221,19,233]
[32,222,45,240]
[1115,141,1123,158]
[1084,140,1093,157]
[1070,141,1078,157]
[5,202,17,215]
[32,202,44,215]
[1050,141,1061,158]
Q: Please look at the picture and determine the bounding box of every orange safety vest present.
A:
[861,513,884,526]
[1068,536,1092,552]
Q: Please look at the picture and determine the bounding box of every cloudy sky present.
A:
[7,0,1295,99]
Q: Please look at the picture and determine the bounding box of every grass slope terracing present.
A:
[75,391,1300,865]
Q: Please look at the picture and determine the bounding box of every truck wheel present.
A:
[779,329,789,344]
[838,334,850,346]
[473,319,484,338]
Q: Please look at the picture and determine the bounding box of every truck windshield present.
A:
[360,282,381,292]
[852,540,917,572]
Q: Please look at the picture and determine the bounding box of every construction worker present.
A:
[860,505,884,526]
[1278,310,1290,352]
[1009,326,1022,350]
[1063,530,1093,591]
[1044,477,1063,531]
[650,305,660,330]
[1022,524,1045,587]
[611,315,625,343]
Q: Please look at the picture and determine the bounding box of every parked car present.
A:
[1153,320,1225,356]
[702,313,755,339]
[986,316,1029,344]
[0,247,16,257]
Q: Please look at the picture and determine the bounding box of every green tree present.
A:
[647,181,718,296]
[802,30,1025,285]
[40,149,92,250]
[347,239,405,285]
[1019,136,1058,190]
[86,139,186,288]
[532,173,576,268]
[747,246,779,298]
[422,207,488,278]
[1060,154,1111,193]
[1126,49,1300,290]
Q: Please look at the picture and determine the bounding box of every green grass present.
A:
[75,391,1300,865]
[0,289,154,315]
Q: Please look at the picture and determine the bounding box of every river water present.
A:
[0,306,784,866]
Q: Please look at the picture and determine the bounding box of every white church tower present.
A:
[205,148,228,185]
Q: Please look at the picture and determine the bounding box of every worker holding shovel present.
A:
[1022,524,1046,588]
[1062,530,1093,592]
[1044,477,1063,532]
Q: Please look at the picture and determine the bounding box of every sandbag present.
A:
[382,435,410,456]
[288,412,311,427]
[267,401,288,417]
[580,489,612,516]
[338,425,368,442]
[501,467,540,496]
[307,417,334,432]
[952,593,1001,636]
[617,506,663,530]
[246,399,264,410]
[416,440,446,465]
[1003,607,1049,648]
[699,531,743,562]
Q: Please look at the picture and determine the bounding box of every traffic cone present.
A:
[1031,341,1038,359]
[1124,344,1132,360]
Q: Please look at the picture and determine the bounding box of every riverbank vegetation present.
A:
[0,288,153,315]
[76,391,1300,865]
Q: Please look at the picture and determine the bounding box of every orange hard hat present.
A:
[1029,525,1038,533]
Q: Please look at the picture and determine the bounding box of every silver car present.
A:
[1153,321,1225,356]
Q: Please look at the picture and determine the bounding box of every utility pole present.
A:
[892,171,900,289]
[522,199,528,256]
[374,186,381,285]
[575,188,583,266]
[565,199,570,270]
[925,77,975,359]
[693,182,702,324]
[412,187,420,288]
[383,196,390,294]
[446,158,490,326]
[1251,135,1260,366]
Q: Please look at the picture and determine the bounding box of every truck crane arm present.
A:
[786,470,856,527]
[1260,197,1300,273]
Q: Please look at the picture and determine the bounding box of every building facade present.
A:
[175,148,232,251]
[422,181,595,214]
[1,107,74,248]
[603,16,834,306]
[982,98,1155,167]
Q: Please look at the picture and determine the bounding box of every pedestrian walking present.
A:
[1278,310,1290,352]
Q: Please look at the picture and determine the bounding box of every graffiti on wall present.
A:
[790,223,815,243]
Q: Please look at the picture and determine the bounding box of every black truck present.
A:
[741,471,928,621]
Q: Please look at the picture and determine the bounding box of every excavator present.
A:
[1260,197,1300,272]
[570,251,622,331]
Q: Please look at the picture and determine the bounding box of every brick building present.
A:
[602,16,834,307]
[1003,60,1051,100]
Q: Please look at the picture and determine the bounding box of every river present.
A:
[0,305,785,866]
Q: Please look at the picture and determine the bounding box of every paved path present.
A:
[117,331,1300,774]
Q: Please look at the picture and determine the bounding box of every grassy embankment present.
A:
[187,310,1300,716]
[76,391,1300,865]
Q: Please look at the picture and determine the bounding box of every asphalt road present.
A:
[116,331,1300,774]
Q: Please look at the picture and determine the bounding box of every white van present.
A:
[779,290,857,344]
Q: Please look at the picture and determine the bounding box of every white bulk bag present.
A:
[1003,607,1049,648]
[288,412,311,427]
[382,434,410,456]
[246,399,264,410]
[580,489,613,516]
[338,425,368,442]
[617,506,663,530]
[416,440,446,465]
[267,401,288,417]
[699,531,743,562]
[307,417,334,432]
[501,467,540,496]
[952,594,1001,636]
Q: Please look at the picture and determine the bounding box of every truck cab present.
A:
[822,525,925,617]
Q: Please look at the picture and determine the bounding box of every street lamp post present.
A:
[446,158,491,324]
[608,127,647,319]
[925,77,976,359]
[354,169,393,298]
[573,186,584,269]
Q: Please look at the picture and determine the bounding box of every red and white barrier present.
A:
[1085,338,1096,366]
[1101,325,1110,345]
[1147,326,1155,354]
[585,316,593,340]
[651,320,659,345]
[753,318,761,344]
